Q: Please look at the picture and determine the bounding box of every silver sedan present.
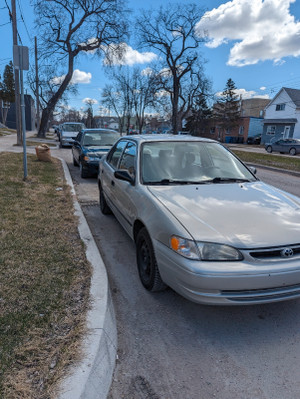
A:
[98,135,300,305]
[265,138,300,155]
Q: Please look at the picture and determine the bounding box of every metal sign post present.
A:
[13,45,29,180]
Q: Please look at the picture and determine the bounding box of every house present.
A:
[240,98,270,118]
[194,97,267,143]
[262,87,300,144]
[94,116,119,130]
[0,94,35,131]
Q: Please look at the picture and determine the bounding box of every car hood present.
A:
[61,131,78,138]
[83,146,111,155]
[148,182,300,248]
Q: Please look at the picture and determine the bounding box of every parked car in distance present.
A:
[72,128,121,178]
[98,134,300,305]
[265,138,300,155]
[247,134,261,145]
[59,122,85,148]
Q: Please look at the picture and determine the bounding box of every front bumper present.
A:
[154,240,300,305]
[81,159,100,175]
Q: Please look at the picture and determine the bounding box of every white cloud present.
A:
[51,69,92,85]
[260,86,266,90]
[216,87,270,99]
[103,43,157,66]
[141,67,154,76]
[72,70,92,84]
[195,0,300,66]
[82,98,98,104]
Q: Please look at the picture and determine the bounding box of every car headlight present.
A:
[170,235,243,261]
[84,153,100,161]
[170,236,200,259]
[197,242,243,261]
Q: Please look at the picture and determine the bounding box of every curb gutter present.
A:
[57,159,117,399]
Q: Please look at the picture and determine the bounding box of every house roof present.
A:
[263,118,297,124]
[283,87,300,107]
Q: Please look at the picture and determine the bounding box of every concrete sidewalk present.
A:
[0,132,117,399]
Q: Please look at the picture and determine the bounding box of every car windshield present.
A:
[63,123,84,132]
[141,141,257,185]
[83,131,120,146]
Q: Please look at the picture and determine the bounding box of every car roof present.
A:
[119,134,217,144]
[62,122,84,124]
[82,128,119,133]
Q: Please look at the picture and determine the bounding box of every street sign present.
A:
[13,45,29,71]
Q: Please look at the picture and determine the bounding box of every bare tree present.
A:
[33,0,128,137]
[102,66,159,134]
[27,63,77,129]
[136,3,207,134]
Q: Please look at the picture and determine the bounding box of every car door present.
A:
[111,141,138,235]
[272,140,283,152]
[101,139,128,211]
[72,132,82,163]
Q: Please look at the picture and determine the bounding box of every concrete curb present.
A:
[57,159,117,399]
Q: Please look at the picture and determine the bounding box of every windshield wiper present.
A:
[209,177,250,184]
[146,179,211,185]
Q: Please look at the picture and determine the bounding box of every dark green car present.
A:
[72,128,121,178]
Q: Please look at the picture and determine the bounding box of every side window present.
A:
[76,132,82,142]
[107,140,127,169]
[119,142,137,178]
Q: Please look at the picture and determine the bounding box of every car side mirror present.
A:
[114,170,135,185]
[248,166,257,175]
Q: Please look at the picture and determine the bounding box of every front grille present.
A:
[249,244,300,260]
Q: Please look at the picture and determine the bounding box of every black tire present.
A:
[99,184,111,215]
[73,156,79,166]
[289,147,296,156]
[136,227,167,292]
[80,162,88,178]
[266,145,272,153]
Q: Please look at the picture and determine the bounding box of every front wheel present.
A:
[266,145,272,153]
[80,162,88,178]
[136,228,166,292]
[289,147,296,156]
[73,156,79,166]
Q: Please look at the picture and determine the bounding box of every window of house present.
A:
[225,128,231,135]
[210,127,215,135]
[239,126,244,135]
[266,126,276,135]
[276,103,285,111]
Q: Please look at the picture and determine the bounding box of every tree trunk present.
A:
[37,56,74,138]
[172,76,179,134]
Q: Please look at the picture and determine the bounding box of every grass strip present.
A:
[232,150,300,172]
[0,128,16,136]
[0,152,91,398]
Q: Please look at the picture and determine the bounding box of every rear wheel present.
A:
[99,184,111,214]
[289,147,296,156]
[266,145,272,153]
[136,228,166,292]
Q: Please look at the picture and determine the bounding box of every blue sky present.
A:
[1,0,300,115]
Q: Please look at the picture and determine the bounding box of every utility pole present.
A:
[35,36,40,131]
[11,0,22,145]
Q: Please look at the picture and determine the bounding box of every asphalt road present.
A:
[63,149,300,399]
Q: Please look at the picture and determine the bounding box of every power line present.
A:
[17,0,32,43]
